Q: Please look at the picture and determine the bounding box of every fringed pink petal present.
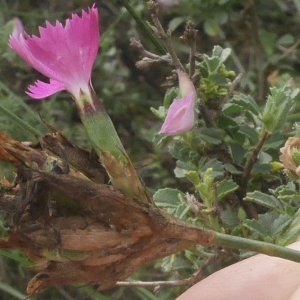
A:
[9,5,99,100]
[26,79,65,99]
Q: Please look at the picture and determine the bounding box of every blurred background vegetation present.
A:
[1,0,300,299]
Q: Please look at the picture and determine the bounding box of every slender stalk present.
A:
[116,280,190,287]
[216,72,244,119]
[0,282,33,300]
[0,104,41,138]
[161,213,300,263]
[213,232,300,263]
[180,21,198,78]
[233,130,271,219]
[241,130,271,189]
[0,80,42,124]
[148,1,184,71]
[279,38,300,60]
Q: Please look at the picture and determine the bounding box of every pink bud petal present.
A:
[159,71,196,135]
[12,18,24,36]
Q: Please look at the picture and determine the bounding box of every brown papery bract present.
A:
[0,129,214,294]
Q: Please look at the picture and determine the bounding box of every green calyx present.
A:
[78,91,149,203]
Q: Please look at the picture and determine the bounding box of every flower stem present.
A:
[161,215,300,263]
[213,232,300,263]
[0,104,42,138]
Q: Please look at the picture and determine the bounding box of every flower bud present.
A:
[159,70,196,135]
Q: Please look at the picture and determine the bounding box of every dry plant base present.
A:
[0,130,213,295]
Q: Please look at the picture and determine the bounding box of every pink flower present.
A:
[159,70,196,135]
[9,5,99,102]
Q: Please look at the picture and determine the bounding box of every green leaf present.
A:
[229,141,246,164]
[245,191,284,210]
[262,132,285,150]
[243,219,268,239]
[274,184,300,202]
[238,124,259,144]
[169,141,199,164]
[153,188,184,208]
[230,94,261,116]
[211,73,228,86]
[200,128,224,145]
[163,87,177,109]
[175,160,194,178]
[243,211,282,241]
[220,209,240,227]
[175,202,191,219]
[185,170,200,186]
[222,103,243,115]
[212,46,232,65]
[262,85,300,132]
[150,106,166,119]
[217,179,239,201]
[277,34,295,46]
[252,163,271,174]
[202,55,221,73]
[202,46,231,74]
[276,210,300,245]
[204,18,221,36]
[198,158,225,177]
[259,29,277,56]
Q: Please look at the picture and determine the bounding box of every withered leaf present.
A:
[0,130,214,294]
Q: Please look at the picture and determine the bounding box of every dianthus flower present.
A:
[9,5,99,110]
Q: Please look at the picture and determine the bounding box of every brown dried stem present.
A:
[116,279,190,288]
[147,1,184,71]
[279,38,300,59]
[116,253,215,288]
[235,130,272,218]
[199,101,216,128]
[241,130,272,190]
[130,38,172,69]
[180,21,198,77]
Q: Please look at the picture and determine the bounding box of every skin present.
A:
[177,241,300,300]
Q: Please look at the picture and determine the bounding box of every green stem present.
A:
[0,282,33,300]
[213,232,300,263]
[0,104,41,138]
[0,80,43,124]
[164,217,300,263]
